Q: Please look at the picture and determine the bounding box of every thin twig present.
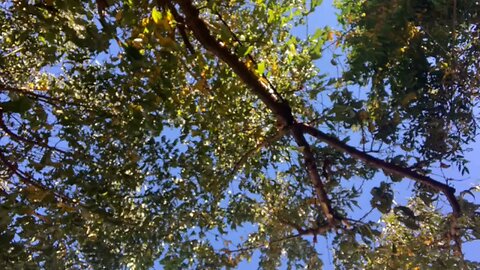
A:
[0,109,68,155]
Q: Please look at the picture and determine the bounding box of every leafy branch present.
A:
[173,1,464,254]
[175,0,337,225]
[0,108,68,155]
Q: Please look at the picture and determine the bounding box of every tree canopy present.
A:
[1,0,480,268]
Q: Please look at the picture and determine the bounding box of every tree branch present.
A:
[290,128,337,223]
[0,149,67,199]
[0,149,144,228]
[175,0,293,125]
[297,122,461,216]
[220,232,302,254]
[0,84,93,110]
[0,109,68,155]
[175,0,337,224]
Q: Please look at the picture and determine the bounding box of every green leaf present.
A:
[310,0,323,10]
[370,182,393,214]
[256,61,266,75]
[238,45,254,57]
[0,96,32,114]
[394,206,419,230]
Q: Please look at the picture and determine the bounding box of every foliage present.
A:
[0,0,479,268]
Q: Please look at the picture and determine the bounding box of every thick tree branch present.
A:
[175,0,337,225]
[175,0,293,125]
[297,122,461,216]
[175,4,464,254]
[278,216,333,237]
[290,128,337,223]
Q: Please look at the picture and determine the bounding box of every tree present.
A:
[0,0,479,268]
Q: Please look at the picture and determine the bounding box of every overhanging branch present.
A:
[297,122,461,216]
[175,0,338,224]
[0,109,68,155]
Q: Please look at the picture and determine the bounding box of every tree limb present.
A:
[0,109,68,155]
[297,122,461,216]
[175,0,337,225]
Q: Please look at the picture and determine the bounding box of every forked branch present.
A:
[297,123,461,216]
[175,0,338,225]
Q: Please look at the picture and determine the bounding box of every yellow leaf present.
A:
[141,17,150,27]
[245,58,254,70]
[368,122,376,132]
[132,38,143,49]
[259,77,269,88]
[327,31,334,41]
[151,7,162,24]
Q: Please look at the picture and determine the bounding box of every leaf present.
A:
[152,7,162,25]
[370,182,393,214]
[238,45,254,57]
[310,0,323,10]
[124,44,143,61]
[0,96,32,114]
[394,206,420,230]
[440,162,450,168]
[256,61,266,75]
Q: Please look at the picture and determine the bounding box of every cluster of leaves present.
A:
[334,198,480,269]
[337,0,480,168]
[0,0,479,269]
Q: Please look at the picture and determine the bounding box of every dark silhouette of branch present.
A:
[278,216,334,236]
[175,0,337,225]
[175,0,463,253]
[220,233,302,254]
[164,1,196,54]
[222,217,335,255]
[296,122,461,216]
[0,84,94,110]
[0,109,68,155]
[0,149,64,198]
[0,84,61,107]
